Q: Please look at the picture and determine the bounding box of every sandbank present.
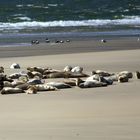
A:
[0,37,140,140]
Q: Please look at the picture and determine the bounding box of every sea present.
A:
[0,0,140,45]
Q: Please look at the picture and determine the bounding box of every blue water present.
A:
[0,0,140,45]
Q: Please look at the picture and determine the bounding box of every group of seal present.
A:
[0,65,139,95]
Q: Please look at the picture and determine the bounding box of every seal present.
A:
[46,82,71,89]
[0,74,13,90]
[1,87,24,94]
[26,85,38,94]
[76,78,107,88]
[0,66,4,73]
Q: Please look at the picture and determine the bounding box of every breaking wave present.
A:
[0,16,140,31]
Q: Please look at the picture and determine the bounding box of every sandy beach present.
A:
[0,37,140,140]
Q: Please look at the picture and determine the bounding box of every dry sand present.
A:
[0,37,140,140]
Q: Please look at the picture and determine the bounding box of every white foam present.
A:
[123,9,129,12]
[132,6,140,11]
[16,5,23,8]
[48,4,58,7]
[0,16,140,30]
[13,14,24,17]
[26,5,49,9]
[33,6,42,8]
[27,4,34,7]
[14,17,31,21]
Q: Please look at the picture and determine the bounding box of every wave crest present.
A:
[0,16,140,30]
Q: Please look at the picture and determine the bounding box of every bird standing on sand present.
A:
[45,38,50,43]
[101,39,107,43]
[135,71,140,79]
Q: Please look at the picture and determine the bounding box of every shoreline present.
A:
[0,29,140,46]
[0,36,140,58]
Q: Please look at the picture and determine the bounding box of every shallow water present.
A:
[0,29,140,46]
[0,0,140,46]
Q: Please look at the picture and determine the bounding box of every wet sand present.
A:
[0,37,140,139]
[0,36,139,58]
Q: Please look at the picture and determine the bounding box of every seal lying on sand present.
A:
[11,80,26,87]
[63,78,77,86]
[26,85,37,94]
[118,74,129,83]
[118,71,133,79]
[35,84,57,91]
[10,63,20,69]
[4,81,13,88]
[46,82,72,89]
[44,71,88,79]
[8,71,28,79]
[1,87,24,94]
[63,66,72,72]
[27,78,44,85]
[44,72,70,78]
[0,74,13,90]
[91,70,133,82]
[71,66,83,73]
[27,71,43,79]
[9,73,22,79]
[76,78,107,88]
[27,66,49,74]
[63,66,83,73]
[0,66,4,73]
[16,83,30,90]
[91,70,113,77]
[86,74,113,85]
[43,69,61,75]
[25,84,57,94]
